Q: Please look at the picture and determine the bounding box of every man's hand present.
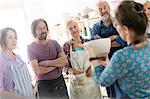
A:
[111,41,120,47]
[94,34,101,39]
[109,35,119,41]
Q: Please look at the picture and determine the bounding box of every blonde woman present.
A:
[63,20,101,99]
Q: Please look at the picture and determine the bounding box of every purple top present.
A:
[27,39,62,80]
[0,53,23,92]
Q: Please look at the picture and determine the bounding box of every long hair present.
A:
[31,18,49,38]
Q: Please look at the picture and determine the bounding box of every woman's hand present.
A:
[98,56,108,67]
[68,68,83,75]
[85,66,92,77]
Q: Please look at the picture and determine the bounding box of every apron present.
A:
[70,47,89,72]
[69,45,102,99]
[4,54,33,97]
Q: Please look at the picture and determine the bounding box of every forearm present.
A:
[41,56,68,67]
[115,37,127,47]
[91,60,113,87]
[0,90,23,97]
[36,66,56,75]
[93,65,105,85]
[30,59,57,75]
[93,63,118,87]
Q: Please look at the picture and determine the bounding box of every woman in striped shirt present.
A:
[0,27,33,97]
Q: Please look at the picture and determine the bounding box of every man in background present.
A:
[91,0,127,59]
[91,0,127,97]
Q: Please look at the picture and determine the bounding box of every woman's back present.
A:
[114,44,150,98]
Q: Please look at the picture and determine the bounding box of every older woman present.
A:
[86,1,150,98]
[63,20,101,99]
[0,27,33,97]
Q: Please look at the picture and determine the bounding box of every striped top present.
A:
[0,52,33,96]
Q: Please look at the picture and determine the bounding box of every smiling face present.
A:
[144,2,150,20]
[67,20,80,39]
[5,30,17,50]
[35,21,48,40]
[97,1,110,21]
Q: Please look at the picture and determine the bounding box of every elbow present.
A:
[34,69,43,75]
[99,82,109,87]
[94,75,111,87]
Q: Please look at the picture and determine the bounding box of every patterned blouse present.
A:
[93,44,150,98]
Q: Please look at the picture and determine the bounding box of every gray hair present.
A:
[96,0,110,10]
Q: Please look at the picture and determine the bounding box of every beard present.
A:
[37,32,47,40]
[101,12,110,21]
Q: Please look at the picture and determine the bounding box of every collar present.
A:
[99,20,113,28]
[70,36,86,51]
[71,36,85,44]
[129,39,141,46]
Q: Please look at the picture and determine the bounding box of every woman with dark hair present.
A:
[85,1,150,98]
[0,27,33,97]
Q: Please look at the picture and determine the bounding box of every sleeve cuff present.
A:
[94,65,105,72]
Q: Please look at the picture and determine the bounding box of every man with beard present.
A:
[27,18,69,99]
[91,0,127,59]
[91,0,127,98]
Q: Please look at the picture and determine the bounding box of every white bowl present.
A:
[83,38,111,56]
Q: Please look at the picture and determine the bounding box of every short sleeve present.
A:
[91,23,99,38]
[53,40,62,53]
[27,45,37,61]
